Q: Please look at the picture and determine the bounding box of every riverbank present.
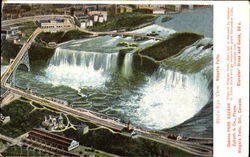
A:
[0,99,199,157]
[28,30,92,69]
[136,32,203,61]
[90,13,158,32]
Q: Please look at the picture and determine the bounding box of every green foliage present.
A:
[36,30,91,44]
[91,14,158,31]
[137,32,204,61]
[70,7,75,16]
[64,128,197,157]
[1,40,21,63]
[29,41,55,69]
[117,41,129,47]
[18,22,37,42]
[0,99,56,138]
[129,43,138,47]
[1,99,198,157]
[119,47,135,53]
[134,8,153,14]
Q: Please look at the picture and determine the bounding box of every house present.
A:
[88,11,108,22]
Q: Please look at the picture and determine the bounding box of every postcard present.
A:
[0,1,249,157]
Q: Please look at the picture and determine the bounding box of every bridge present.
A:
[1,18,212,157]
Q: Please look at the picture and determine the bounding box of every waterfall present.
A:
[126,67,211,130]
[126,38,213,130]
[122,53,133,77]
[35,35,213,130]
[40,47,118,90]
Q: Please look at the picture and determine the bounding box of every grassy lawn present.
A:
[91,13,158,31]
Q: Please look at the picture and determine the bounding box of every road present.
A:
[2,15,72,27]
[1,16,212,157]
[2,15,163,41]
[5,85,212,156]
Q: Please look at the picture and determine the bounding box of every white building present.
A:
[68,140,80,151]
[0,113,10,124]
[37,19,73,30]
[88,11,108,22]
[153,9,166,14]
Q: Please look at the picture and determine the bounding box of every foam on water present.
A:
[139,39,158,47]
[37,35,212,130]
[38,47,118,90]
[126,67,211,130]
[131,24,175,37]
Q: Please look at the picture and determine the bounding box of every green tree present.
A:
[70,7,75,16]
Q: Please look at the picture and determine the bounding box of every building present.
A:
[28,128,79,151]
[1,29,9,40]
[117,5,133,14]
[0,113,10,124]
[88,11,108,22]
[153,9,166,14]
[48,42,57,47]
[42,113,65,131]
[77,123,89,134]
[1,27,22,42]
[75,18,93,29]
[74,14,94,29]
[36,19,73,30]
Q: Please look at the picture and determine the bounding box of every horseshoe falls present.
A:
[126,67,211,130]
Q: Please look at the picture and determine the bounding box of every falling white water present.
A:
[34,35,212,130]
[38,47,118,90]
[175,38,213,61]
[1,65,8,76]
[125,67,211,130]
[122,53,133,77]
